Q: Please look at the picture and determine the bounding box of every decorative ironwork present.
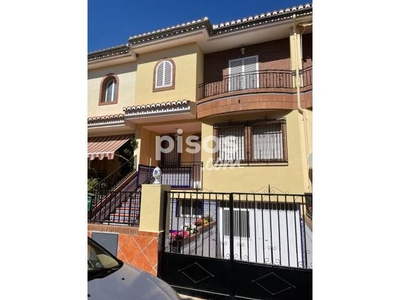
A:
[164,190,312,269]
[161,190,312,299]
[198,66,312,99]
[179,262,215,284]
[198,69,295,99]
[252,272,296,296]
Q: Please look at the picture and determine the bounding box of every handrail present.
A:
[89,157,134,193]
[198,69,294,98]
[198,67,312,99]
[88,164,155,225]
[299,66,312,87]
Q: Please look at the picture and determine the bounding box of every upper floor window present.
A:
[99,75,118,105]
[229,56,259,91]
[213,119,287,164]
[154,59,175,91]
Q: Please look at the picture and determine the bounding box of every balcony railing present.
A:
[300,66,312,88]
[160,162,202,189]
[198,67,312,99]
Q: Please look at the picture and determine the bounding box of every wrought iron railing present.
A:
[198,69,293,98]
[305,192,312,219]
[198,67,312,99]
[88,190,142,226]
[88,157,135,196]
[160,162,202,189]
[300,66,312,87]
[164,191,312,269]
[88,164,154,226]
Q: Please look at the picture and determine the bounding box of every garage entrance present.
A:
[159,191,312,300]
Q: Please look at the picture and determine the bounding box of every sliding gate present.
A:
[159,191,312,300]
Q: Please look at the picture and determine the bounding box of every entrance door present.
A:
[161,135,180,165]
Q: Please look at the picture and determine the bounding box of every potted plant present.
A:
[170,230,189,253]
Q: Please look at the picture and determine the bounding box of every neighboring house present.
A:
[88,4,313,294]
[88,45,138,192]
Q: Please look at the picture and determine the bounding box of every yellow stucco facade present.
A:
[198,110,308,194]
[88,62,137,118]
[135,43,202,105]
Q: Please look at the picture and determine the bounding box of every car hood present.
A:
[88,263,180,300]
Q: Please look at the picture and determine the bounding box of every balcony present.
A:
[197,67,312,118]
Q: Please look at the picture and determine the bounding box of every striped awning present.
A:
[88,135,132,160]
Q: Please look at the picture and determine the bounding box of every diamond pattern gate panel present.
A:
[159,191,312,300]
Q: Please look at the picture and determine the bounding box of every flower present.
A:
[184,224,198,235]
[194,218,203,226]
[194,216,212,227]
[171,230,189,240]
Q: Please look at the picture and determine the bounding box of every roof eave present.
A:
[88,53,136,70]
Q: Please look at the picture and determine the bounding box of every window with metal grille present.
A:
[154,59,175,90]
[252,122,284,161]
[229,56,258,91]
[213,119,287,163]
[215,125,245,162]
[222,209,250,238]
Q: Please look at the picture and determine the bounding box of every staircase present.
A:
[88,165,154,226]
[107,190,141,225]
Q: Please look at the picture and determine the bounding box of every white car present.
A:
[88,237,181,300]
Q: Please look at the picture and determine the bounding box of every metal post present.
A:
[229,193,235,298]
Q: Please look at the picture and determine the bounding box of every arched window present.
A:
[100,75,119,105]
[154,59,175,91]
[105,79,117,102]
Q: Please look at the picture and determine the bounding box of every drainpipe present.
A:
[292,14,312,193]
[293,15,302,111]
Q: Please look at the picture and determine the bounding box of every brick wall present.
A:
[204,38,291,83]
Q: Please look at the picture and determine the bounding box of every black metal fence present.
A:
[164,191,312,269]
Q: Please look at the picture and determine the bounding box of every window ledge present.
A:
[99,101,118,106]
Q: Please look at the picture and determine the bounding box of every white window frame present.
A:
[104,79,117,102]
[228,55,259,91]
[155,60,173,89]
[179,199,202,218]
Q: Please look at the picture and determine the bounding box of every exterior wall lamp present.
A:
[240,47,246,55]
